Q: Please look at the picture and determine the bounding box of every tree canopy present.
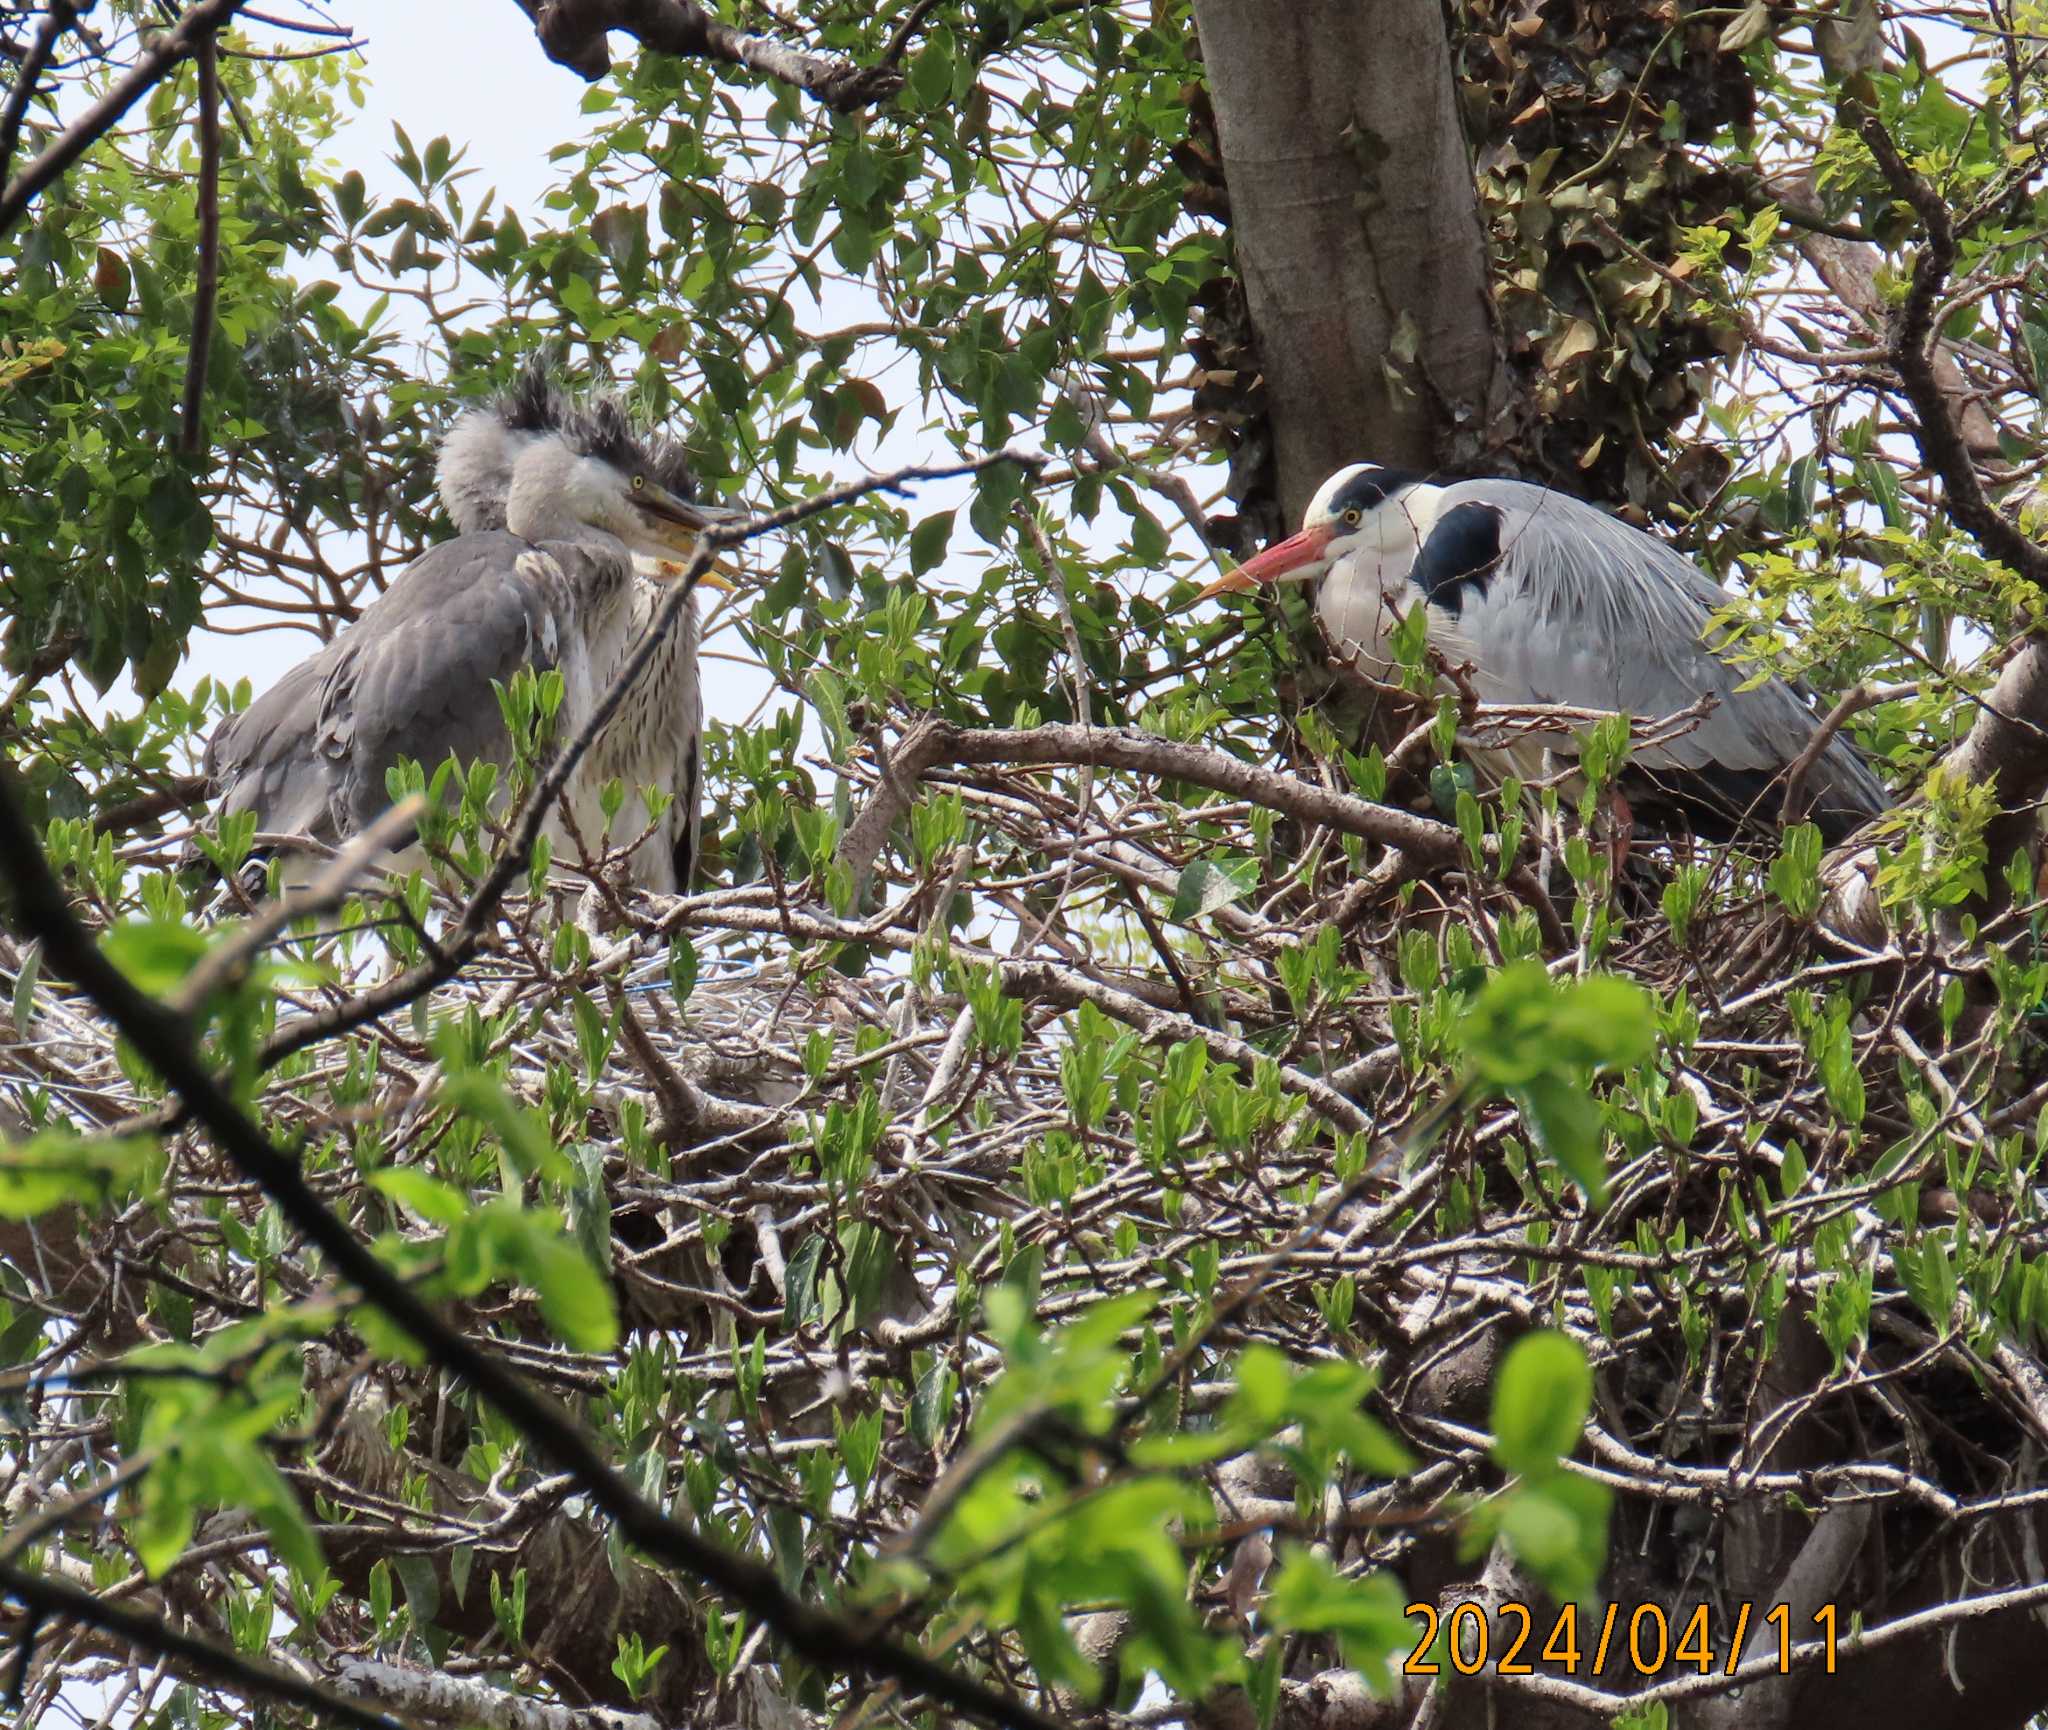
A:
[4,4,2048,1730]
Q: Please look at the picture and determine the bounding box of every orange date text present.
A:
[1401,1601,1840,1678]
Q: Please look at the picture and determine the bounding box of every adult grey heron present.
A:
[205,369,736,892]
[1198,464,1888,843]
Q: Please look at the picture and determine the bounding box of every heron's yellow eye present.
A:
[1341,507,1362,527]
[632,474,646,491]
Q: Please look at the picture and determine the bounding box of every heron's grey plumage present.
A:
[207,653,342,844]
[1254,465,1887,841]
[204,368,721,892]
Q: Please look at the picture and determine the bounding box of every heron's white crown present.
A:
[1261,464,1446,590]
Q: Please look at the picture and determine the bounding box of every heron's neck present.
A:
[1316,483,1448,658]
[506,498,629,559]
[503,453,630,552]
[1381,482,1445,551]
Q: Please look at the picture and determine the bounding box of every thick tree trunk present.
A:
[1190,0,1500,524]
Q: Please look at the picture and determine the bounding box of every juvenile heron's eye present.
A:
[1341,507,1362,527]
[632,474,646,492]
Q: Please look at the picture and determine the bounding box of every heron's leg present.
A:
[1538,749,1558,886]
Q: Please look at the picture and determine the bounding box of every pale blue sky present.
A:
[337,0,590,215]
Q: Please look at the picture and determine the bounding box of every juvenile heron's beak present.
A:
[1186,524,1337,606]
[636,488,745,591]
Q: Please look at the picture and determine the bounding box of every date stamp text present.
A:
[1403,1601,1840,1677]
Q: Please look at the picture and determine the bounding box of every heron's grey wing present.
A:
[315,531,572,835]
[1425,479,1887,836]
[204,648,346,843]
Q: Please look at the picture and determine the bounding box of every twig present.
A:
[178,31,220,458]
[872,0,946,74]
[0,762,1067,1730]
[1778,682,1881,829]
[0,1560,402,1730]
[0,0,78,190]
[0,0,250,241]
[1851,106,2047,587]
[834,719,1569,949]
[171,794,426,1016]
[999,957,1371,1134]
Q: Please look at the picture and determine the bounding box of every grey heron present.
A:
[205,369,737,892]
[1198,464,1888,844]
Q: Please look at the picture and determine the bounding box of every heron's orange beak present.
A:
[1186,524,1336,606]
[637,490,742,591]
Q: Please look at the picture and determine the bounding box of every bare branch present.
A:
[330,1657,663,1730]
[1852,108,2047,588]
[0,1560,401,1730]
[516,0,904,111]
[0,0,79,190]
[177,30,221,458]
[836,718,1569,947]
[0,0,250,241]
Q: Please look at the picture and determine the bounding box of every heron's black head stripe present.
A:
[489,359,702,501]
[1329,465,1426,517]
[1409,501,1504,617]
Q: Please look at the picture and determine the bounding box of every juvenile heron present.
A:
[205,369,736,892]
[1199,464,1888,843]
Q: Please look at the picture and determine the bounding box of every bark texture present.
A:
[1189,0,1501,524]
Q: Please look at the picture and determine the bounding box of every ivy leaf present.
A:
[1719,0,1773,52]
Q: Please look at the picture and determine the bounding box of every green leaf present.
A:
[818,540,857,600]
[1262,1547,1412,1694]
[12,939,41,1038]
[908,34,954,107]
[131,1469,197,1577]
[1514,1071,1608,1202]
[1247,1638,1285,1728]
[1496,1472,1612,1602]
[667,937,699,1004]
[1769,822,1823,920]
[810,667,852,762]
[520,1225,620,1352]
[368,1167,470,1228]
[1490,1331,1593,1478]
[0,1133,156,1219]
[784,1233,826,1329]
[393,1551,441,1625]
[1457,963,1654,1088]
[909,509,956,575]
[102,918,210,996]
[1169,856,1258,923]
